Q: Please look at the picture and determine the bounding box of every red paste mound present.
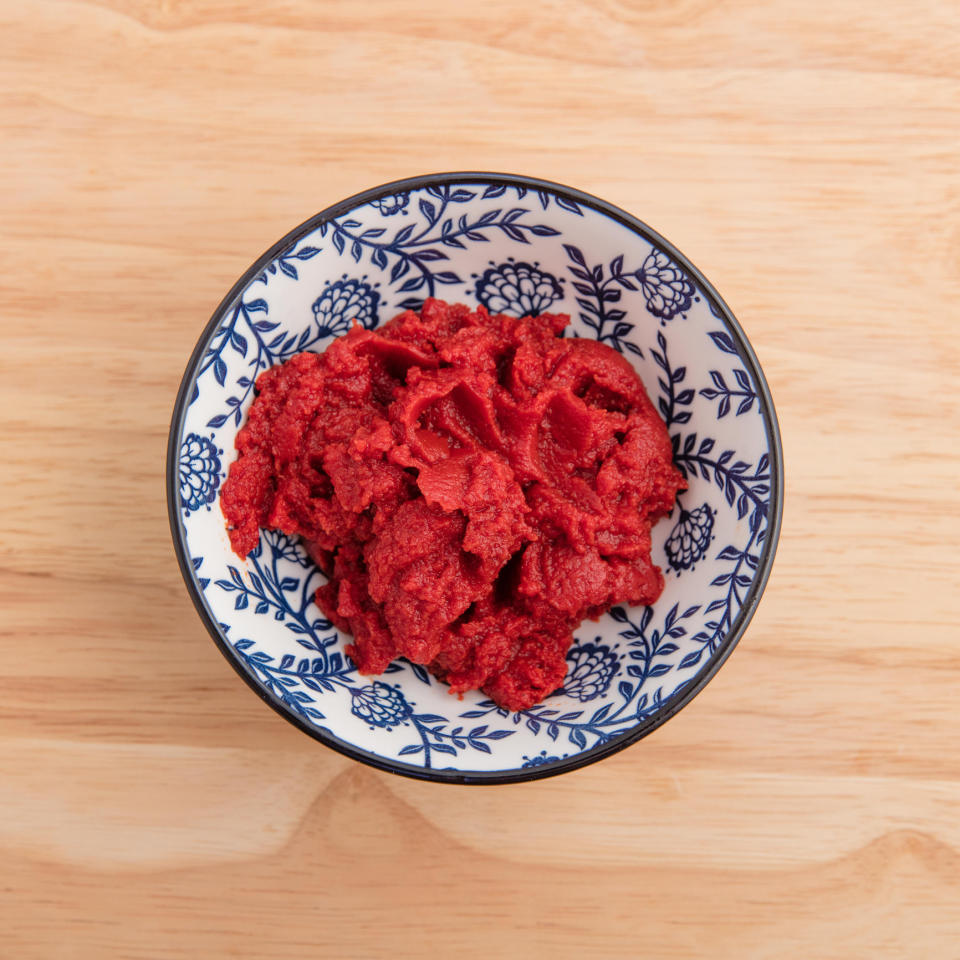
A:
[221,299,685,711]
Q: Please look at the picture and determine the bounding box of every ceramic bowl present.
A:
[167,172,783,784]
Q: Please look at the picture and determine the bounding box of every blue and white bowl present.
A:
[167,173,783,784]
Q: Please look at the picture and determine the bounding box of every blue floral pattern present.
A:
[561,642,621,702]
[318,184,563,313]
[178,433,222,513]
[173,177,779,777]
[699,331,761,417]
[522,750,567,768]
[664,503,715,573]
[351,682,413,729]
[563,244,644,355]
[460,603,703,752]
[350,681,515,764]
[638,248,696,321]
[473,259,563,316]
[372,192,409,216]
[254,241,322,285]
[312,275,381,337]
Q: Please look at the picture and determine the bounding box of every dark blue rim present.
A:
[166,171,784,785]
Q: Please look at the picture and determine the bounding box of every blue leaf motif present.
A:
[708,330,738,354]
[555,195,583,215]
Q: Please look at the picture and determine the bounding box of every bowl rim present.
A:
[167,171,784,785]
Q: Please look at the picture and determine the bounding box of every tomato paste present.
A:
[221,299,684,710]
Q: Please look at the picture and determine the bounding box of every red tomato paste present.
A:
[221,299,684,710]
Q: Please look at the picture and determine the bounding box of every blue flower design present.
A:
[474,259,563,317]
[522,750,566,768]
[312,276,381,338]
[371,192,409,216]
[350,682,413,729]
[562,642,621,702]
[639,249,695,321]
[178,433,222,513]
[664,503,715,573]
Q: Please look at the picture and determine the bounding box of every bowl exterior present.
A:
[168,173,782,783]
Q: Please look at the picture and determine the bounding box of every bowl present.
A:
[167,172,783,784]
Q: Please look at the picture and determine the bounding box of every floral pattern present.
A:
[172,177,779,779]
[312,275,381,337]
[638,249,696,321]
[461,603,703,752]
[699,332,761,417]
[564,245,699,353]
[254,242,322,285]
[349,680,515,763]
[372,192,409,216]
[178,433,222,513]
[473,259,563,316]
[318,184,563,313]
[664,503,715,573]
[350,682,413,729]
[522,750,567,768]
[561,642,621,702]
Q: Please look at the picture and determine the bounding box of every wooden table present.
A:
[3,1,959,957]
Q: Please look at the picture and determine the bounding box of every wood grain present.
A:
[2,1,959,956]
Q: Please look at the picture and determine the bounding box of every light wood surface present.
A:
[3,1,960,957]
